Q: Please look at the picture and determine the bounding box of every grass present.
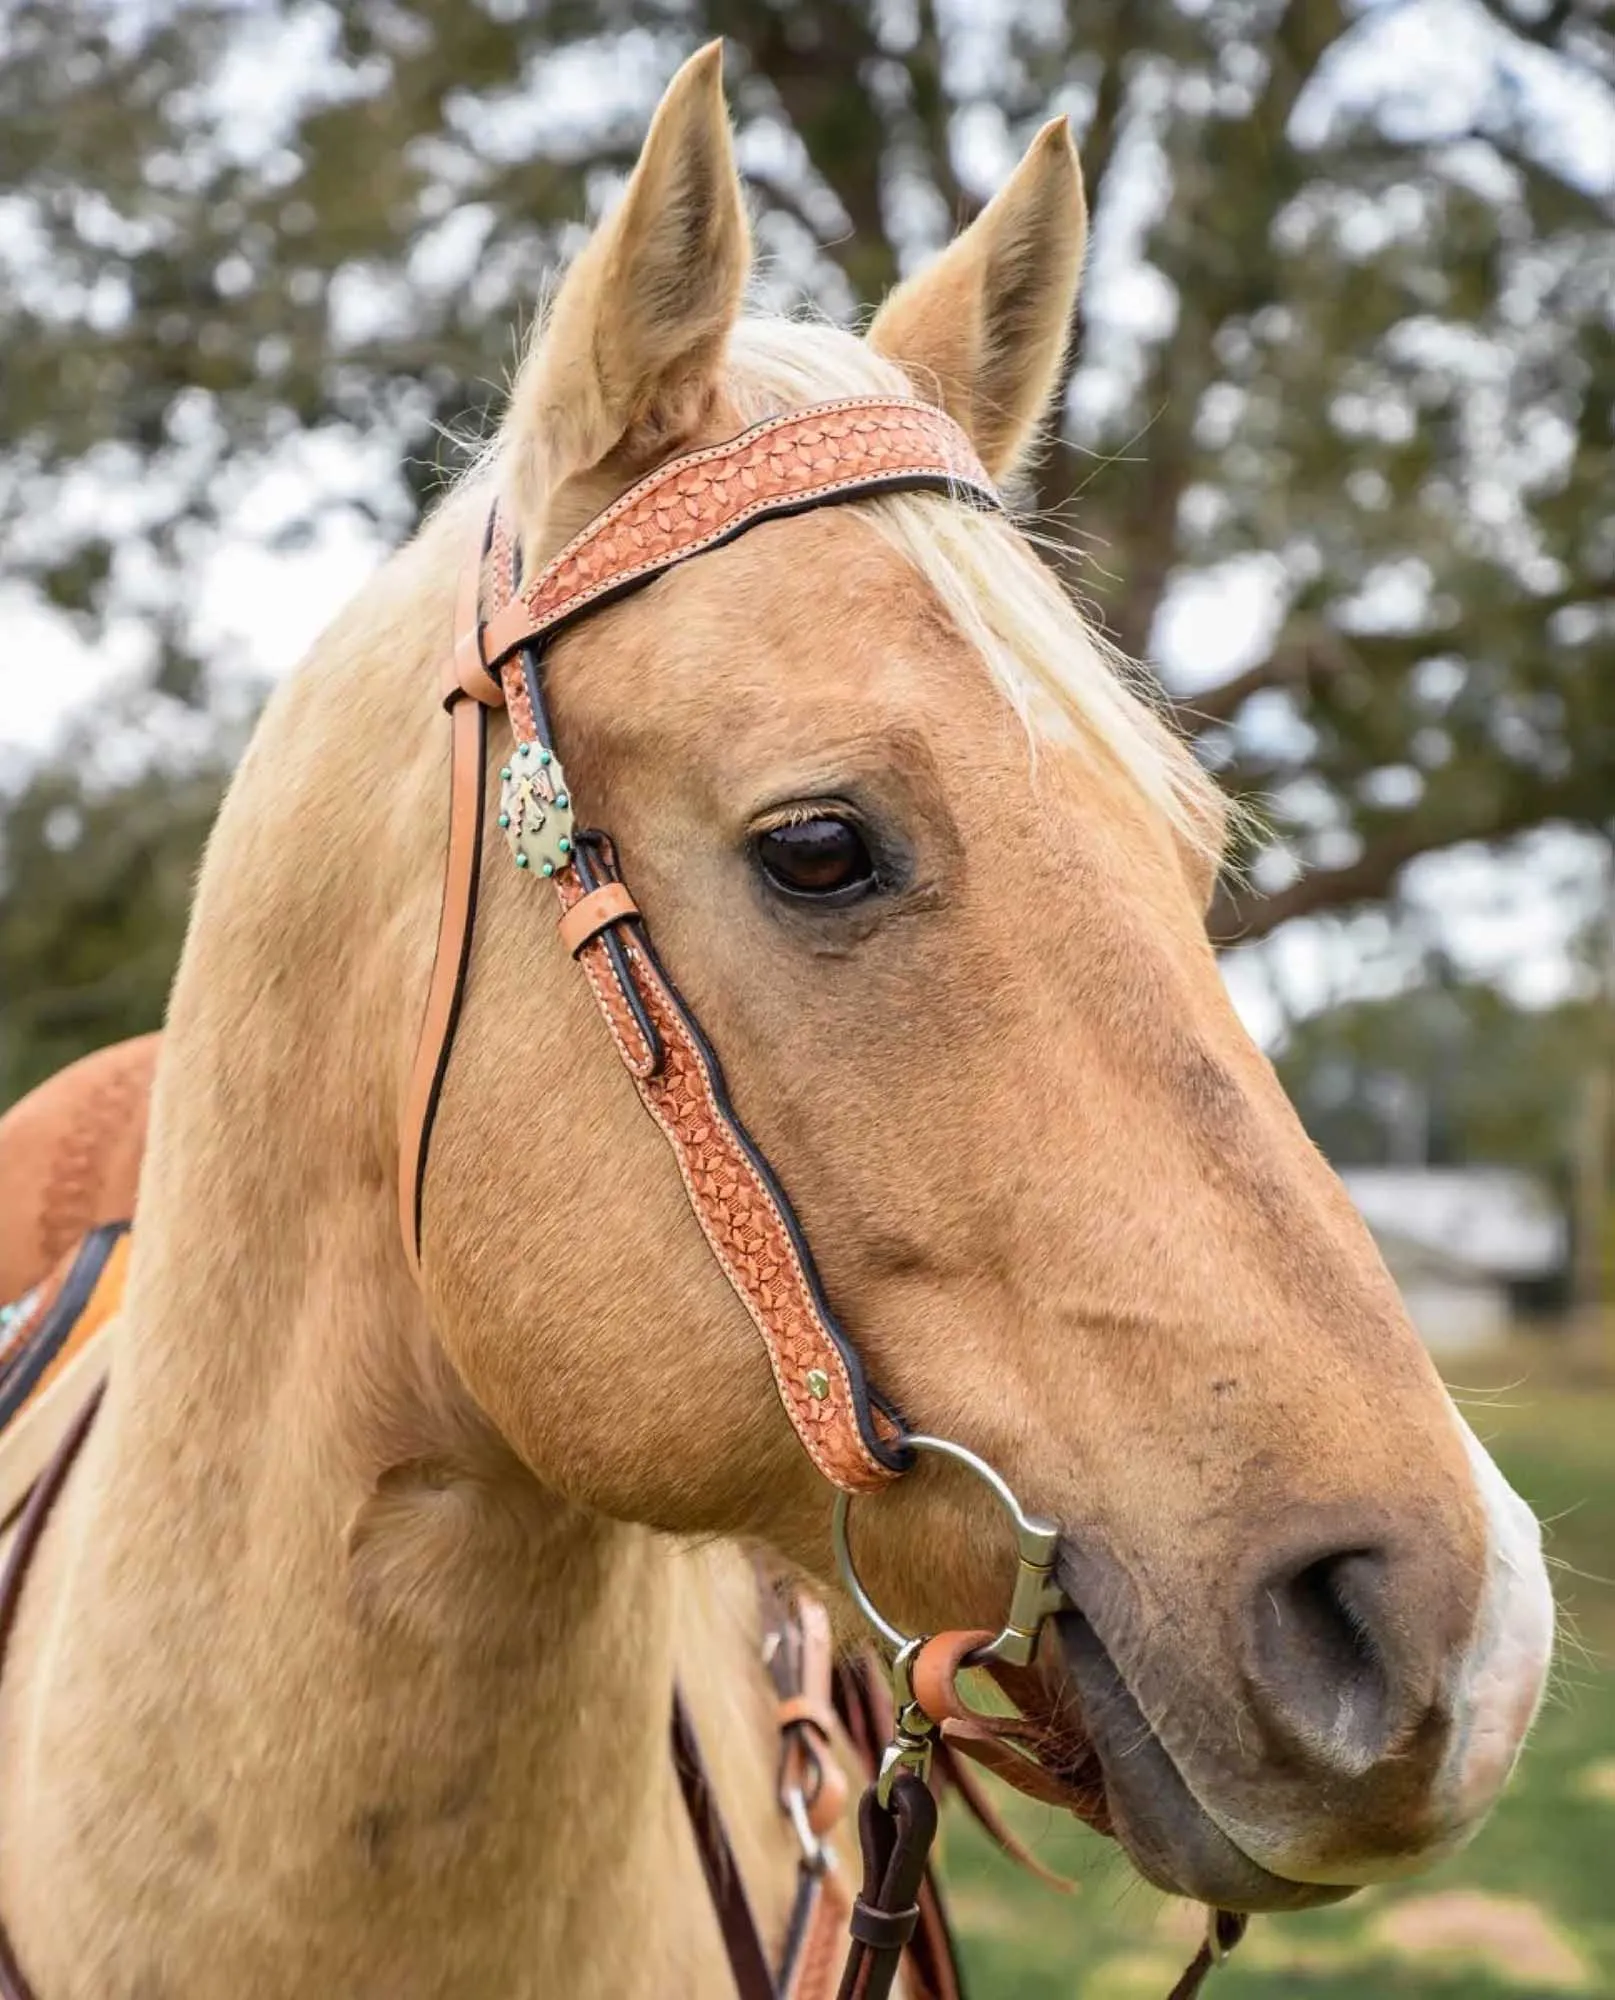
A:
[941,1355,1615,1998]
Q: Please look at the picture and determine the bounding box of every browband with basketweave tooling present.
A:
[400,396,1000,1492]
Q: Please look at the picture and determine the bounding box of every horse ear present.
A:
[508,42,749,502]
[868,118,1086,481]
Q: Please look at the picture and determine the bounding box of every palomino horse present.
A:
[0,44,1553,2000]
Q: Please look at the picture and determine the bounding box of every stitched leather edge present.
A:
[483,398,998,672]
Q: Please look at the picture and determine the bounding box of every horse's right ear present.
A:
[506,42,749,514]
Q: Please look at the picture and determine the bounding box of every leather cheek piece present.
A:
[547,860,898,1492]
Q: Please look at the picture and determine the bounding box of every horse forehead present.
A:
[601,506,981,703]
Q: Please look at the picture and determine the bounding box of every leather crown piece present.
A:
[402,397,1000,1493]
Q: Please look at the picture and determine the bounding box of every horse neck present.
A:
[0,522,792,1995]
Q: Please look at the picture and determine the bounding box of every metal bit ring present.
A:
[831,1433,1065,1668]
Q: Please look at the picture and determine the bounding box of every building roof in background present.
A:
[1339,1167,1567,1280]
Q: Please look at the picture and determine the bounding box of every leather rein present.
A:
[0,397,1242,1999]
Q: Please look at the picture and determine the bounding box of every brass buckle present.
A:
[830,1433,1065,1669]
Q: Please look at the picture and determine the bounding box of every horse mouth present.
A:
[998,1610,1355,1915]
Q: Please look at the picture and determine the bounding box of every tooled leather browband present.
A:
[402,397,1000,1492]
[479,397,997,674]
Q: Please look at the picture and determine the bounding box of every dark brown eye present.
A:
[754,817,877,902]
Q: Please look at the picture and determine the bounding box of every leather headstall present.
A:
[400,396,1000,1494]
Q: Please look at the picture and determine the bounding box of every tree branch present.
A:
[911,0,976,229]
[1169,624,1362,735]
[1208,793,1578,946]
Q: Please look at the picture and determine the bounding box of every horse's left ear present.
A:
[869,118,1086,481]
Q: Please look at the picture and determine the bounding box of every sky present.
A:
[2,0,1611,1048]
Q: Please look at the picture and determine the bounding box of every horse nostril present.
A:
[1248,1547,1397,1774]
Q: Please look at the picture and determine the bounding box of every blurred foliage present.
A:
[1273,969,1599,1169]
[0,717,232,1104]
[1,0,1613,1099]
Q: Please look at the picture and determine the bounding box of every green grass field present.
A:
[943,1362,1615,1997]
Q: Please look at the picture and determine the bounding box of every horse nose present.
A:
[1243,1535,1455,1778]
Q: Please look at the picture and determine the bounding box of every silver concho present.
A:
[498,741,575,877]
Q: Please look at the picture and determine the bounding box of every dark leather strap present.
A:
[836,1773,939,2000]
[672,1691,778,2000]
[0,1380,105,2000]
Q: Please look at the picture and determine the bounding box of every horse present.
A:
[0,42,1553,2000]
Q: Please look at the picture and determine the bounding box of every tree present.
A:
[0,709,233,1103]
[2,0,1612,1093]
[1273,965,1602,1173]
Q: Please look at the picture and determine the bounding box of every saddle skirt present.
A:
[0,1037,154,1541]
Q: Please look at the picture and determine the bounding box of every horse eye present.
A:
[754,817,877,902]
